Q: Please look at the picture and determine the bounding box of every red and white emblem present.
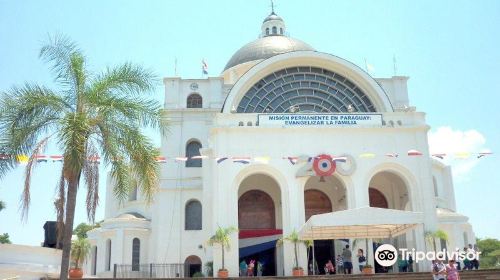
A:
[312,154,336,177]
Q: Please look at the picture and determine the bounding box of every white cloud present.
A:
[428,127,489,181]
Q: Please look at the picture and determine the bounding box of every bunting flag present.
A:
[191,155,208,160]
[232,157,251,164]
[432,153,446,159]
[359,153,376,158]
[216,157,228,164]
[0,154,10,160]
[155,156,167,163]
[477,151,492,158]
[332,156,347,163]
[385,153,399,158]
[455,152,470,159]
[35,155,48,162]
[50,155,63,162]
[17,155,29,164]
[88,156,101,164]
[175,157,188,162]
[254,156,271,164]
[202,59,208,75]
[284,157,298,165]
[407,149,423,156]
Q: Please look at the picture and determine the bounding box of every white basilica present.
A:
[86,9,475,277]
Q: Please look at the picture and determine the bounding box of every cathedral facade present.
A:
[86,10,474,277]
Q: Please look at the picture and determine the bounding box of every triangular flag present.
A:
[407,149,423,156]
[216,157,228,164]
[359,153,376,158]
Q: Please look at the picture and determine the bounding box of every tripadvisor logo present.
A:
[374,244,482,267]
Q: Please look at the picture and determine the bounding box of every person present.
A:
[408,254,414,272]
[432,259,447,280]
[325,260,335,275]
[462,247,471,270]
[472,244,480,269]
[335,254,344,275]
[240,260,247,276]
[397,253,408,272]
[446,259,460,280]
[247,260,255,277]
[342,244,353,274]
[256,261,263,277]
[454,249,461,270]
[357,249,366,272]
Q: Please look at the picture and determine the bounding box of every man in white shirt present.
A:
[431,259,446,280]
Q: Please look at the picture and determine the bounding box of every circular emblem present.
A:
[375,244,398,267]
[335,154,356,176]
[190,82,199,91]
[312,154,336,177]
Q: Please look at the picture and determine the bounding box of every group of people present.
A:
[239,259,264,277]
[431,244,480,280]
[308,244,357,275]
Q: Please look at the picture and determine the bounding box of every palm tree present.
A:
[0,35,165,280]
[207,226,238,271]
[276,230,303,270]
[425,230,449,252]
[71,238,91,270]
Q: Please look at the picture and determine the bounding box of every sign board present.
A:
[258,114,383,127]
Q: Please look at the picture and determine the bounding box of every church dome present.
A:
[223,36,315,71]
[223,9,315,71]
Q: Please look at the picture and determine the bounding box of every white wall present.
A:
[0,244,61,280]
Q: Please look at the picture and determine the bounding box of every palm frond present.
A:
[83,142,99,223]
[21,136,50,221]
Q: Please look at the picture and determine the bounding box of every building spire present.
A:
[270,0,275,14]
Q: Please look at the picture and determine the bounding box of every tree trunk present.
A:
[294,243,298,268]
[221,244,225,270]
[60,174,80,280]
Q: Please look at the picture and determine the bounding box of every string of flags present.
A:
[0,150,493,165]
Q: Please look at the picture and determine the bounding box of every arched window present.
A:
[91,246,97,275]
[280,27,283,34]
[105,239,111,271]
[185,140,202,167]
[132,238,140,271]
[272,26,277,34]
[266,28,269,35]
[187,93,202,108]
[185,200,202,230]
[184,255,202,277]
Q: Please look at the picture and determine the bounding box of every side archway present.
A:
[184,255,202,277]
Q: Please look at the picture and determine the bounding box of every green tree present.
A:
[476,238,500,268]
[207,226,238,271]
[0,201,5,211]
[277,230,303,270]
[73,222,100,239]
[425,230,449,252]
[70,238,91,269]
[0,35,165,280]
[0,233,11,244]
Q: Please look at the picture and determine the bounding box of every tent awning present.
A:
[299,207,424,240]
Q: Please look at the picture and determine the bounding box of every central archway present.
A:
[238,173,282,276]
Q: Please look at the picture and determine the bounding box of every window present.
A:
[105,239,111,271]
[266,28,269,35]
[185,200,202,230]
[433,177,439,197]
[91,246,97,275]
[185,140,202,167]
[187,93,202,108]
[272,26,277,34]
[280,27,283,34]
[132,238,140,271]
[128,183,138,201]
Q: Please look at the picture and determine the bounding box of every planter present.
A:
[217,269,229,278]
[292,268,304,276]
[69,268,83,279]
[362,267,374,275]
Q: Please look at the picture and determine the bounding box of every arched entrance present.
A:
[368,171,411,273]
[184,255,202,277]
[304,176,347,275]
[238,174,282,276]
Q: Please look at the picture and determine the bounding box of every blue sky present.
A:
[0,0,499,245]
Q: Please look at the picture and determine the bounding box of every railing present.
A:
[113,263,186,278]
